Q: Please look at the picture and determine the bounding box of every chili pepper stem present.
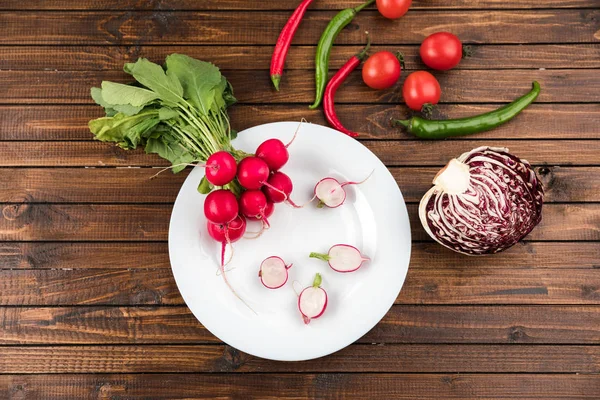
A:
[354,0,375,12]
[356,32,371,60]
[271,74,281,91]
[392,119,410,128]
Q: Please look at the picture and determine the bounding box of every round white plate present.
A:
[169,121,411,361]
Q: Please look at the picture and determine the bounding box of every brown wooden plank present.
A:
[0,203,596,241]
[398,267,600,304]
[1,166,597,203]
[0,269,182,305]
[3,45,599,71]
[2,242,598,270]
[1,0,597,10]
[1,266,599,305]
[0,243,170,269]
[0,344,597,373]
[4,104,599,141]
[1,305,598,345]
[2,70,599,104]
[0,10,597,45]
[0,140,599,167]
[1,374,598,400]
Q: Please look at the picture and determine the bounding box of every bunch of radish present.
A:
[202,130,299,311]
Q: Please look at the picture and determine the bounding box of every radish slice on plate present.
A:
[313,170,374,208]
[259,256,292,289]
[298,273,328,324]
[310,244,370,273]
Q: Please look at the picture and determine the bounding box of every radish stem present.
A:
[309,252,330,262]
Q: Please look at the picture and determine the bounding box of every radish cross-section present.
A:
[259,256,292,289]
[298,273,328,324]
[310,244,370,273]
[313,170,374,208]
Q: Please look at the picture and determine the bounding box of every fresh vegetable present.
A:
[362,51,402,90]
[89,55,237,173]
[420,32,463,71]
[419,147,544,255]
[402,71,441,112]
[259,256,292,289]
[263,171,294,204]
[207,216,255,312]
[256,139,290,171]
[239,190,269,220]
[309,0,375,109]
[256,119,300,171]
[205,151,237,186]
[376,0,412,19]
[310,244,369,273]
[324,36,371,137]
[298,273,328,324]
[237,157,271,190]
[247,201,275,222]
[394,81,541,139]
[314,171,373,208]
[204,189,239,224]
[271,0,315,91]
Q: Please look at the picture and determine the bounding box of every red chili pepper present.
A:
[270,0,315,91]
[323,35,371,137]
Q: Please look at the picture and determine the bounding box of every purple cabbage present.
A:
[419,147,544,255]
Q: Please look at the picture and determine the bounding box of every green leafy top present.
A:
[89,54,237,169]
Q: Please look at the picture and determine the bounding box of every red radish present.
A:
[313,171,373,208]
[204,189,239,224]
[237,157,270,190]
[256,139,289,171]
[255,121,301,171]
[263,171,293,203]
[206,216,254,313]
[205,151,237,186]
[310,244,370,273]
[258,256,292,289]
[298,273,328,324]
[248,201,274,221]
[239,190,268,219]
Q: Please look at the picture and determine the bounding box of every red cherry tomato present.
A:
[376,0,412,19]
[362,51,402,90]
[402,71,441,111]
[420,32,463,71]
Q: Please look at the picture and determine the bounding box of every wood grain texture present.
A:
[0,203,598,241]
[1,305,598,345]
[1,166,597,203]
[4,104,600,141]
[3,70,600,104]
[3,45,599,71]
[2,242,598,270]
[0,344,598,373]
[1,0,597,10]
[1,267,599,305]
[1,10,598,45]
[1,140,600,167]
[0,269,182,305]
[1,374,598,399]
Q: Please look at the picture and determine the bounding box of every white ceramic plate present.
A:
[169,122,411,361]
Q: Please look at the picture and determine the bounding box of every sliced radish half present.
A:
[298,273,328,324]
[313,171,374,208]
[314,178,346,208]
[309,244,370,273]
[259,256,292,289]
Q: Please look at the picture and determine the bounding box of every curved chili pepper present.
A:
[309,0,375,109]
[323,36,371,137]
[393,81,540,139]
[270,0,315,91]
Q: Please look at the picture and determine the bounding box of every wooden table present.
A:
[1,1,599,398]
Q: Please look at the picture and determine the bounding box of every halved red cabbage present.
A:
[419,147,544,255]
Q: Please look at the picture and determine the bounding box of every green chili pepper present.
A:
[309,0,375,109]
[393,81,541,139]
